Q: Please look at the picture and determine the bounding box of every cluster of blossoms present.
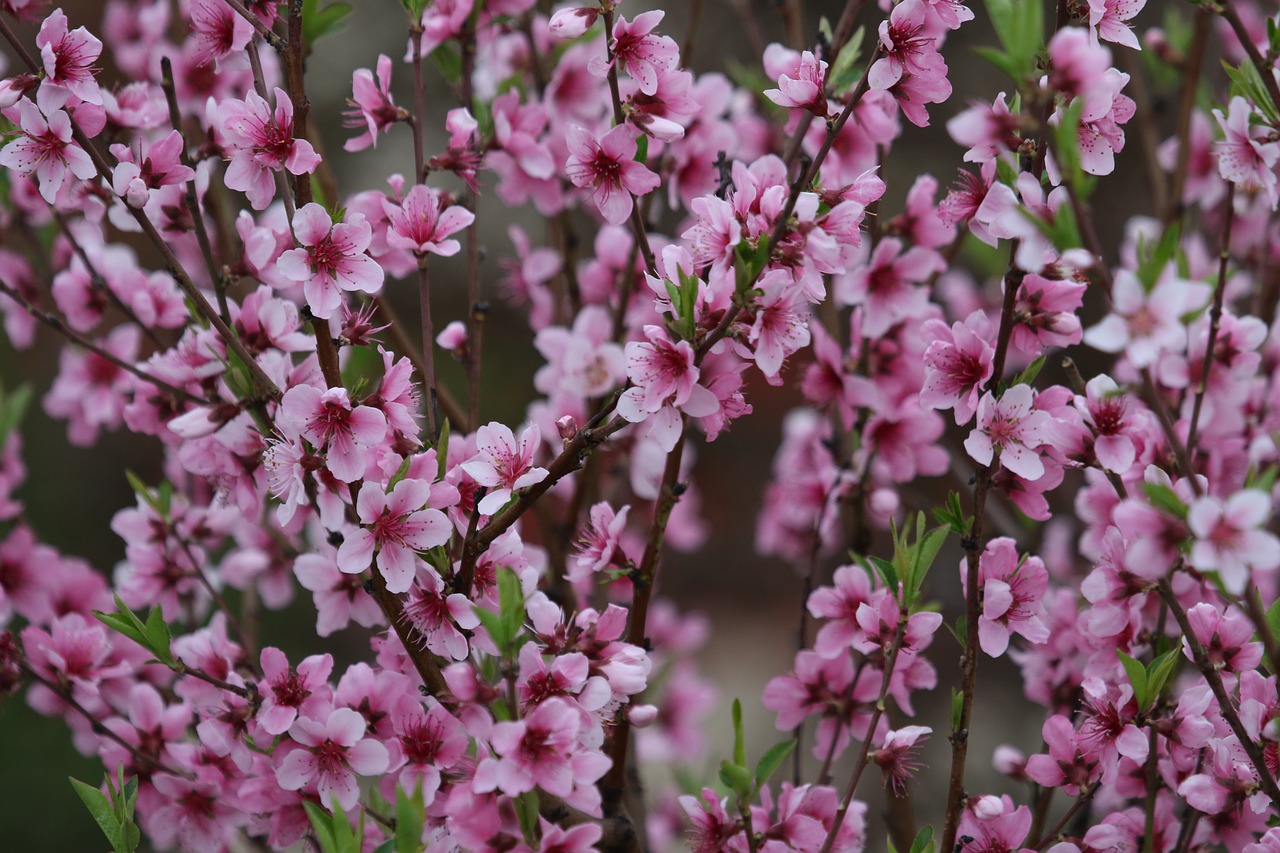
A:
[5,0,1280,851]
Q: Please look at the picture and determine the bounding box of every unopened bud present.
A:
[548,7,599,39]
[0,74,38,110]
[973,795,1004,821]
[556,415,579,442]
[628,704,659,727]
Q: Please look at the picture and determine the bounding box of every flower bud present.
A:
[548,7,598,39]
[973,795,1005,821]
[436,320,468,354]
[556,415,578,442]
[628,704,658,727]
[0,74,38,110]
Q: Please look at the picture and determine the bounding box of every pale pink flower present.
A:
[965,384,1053,480]
[295,550,385,637]
[571,502,632,582]
[868,0,952,127]
[564,124,661,225]
[461,422,550,516]
[277,203,384,319]
[473,697,611,803]
[1187,489,1280,594]
[533,305,626,399]
[276,707,390,812]
[383,184,475,257]
[749,272,811,378]
[1183,602,1263,672]
[616,325,720,450]
[1083,269,1210,367]
[402,565,480,660]
[278,385,387,483]
[337,478,452,594]
[1073,375,1142,474]
[215,88,321,210]
[0,99,97,203]
[36,8,102,109]
[1213,95,1280,208]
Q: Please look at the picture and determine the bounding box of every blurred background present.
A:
[0,0,1166,848]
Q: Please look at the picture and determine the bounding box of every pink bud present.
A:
[0,74,38,110]
[973,795,1005,821]
[436,320,468,354]
[548,7,598,39]
[125,177,149,209]
[556,415,579,442]
[993,744,1026,776]
[628,704,658,727]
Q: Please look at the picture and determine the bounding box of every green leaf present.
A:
[950,687,964,732]
[1145,649,1178,705]
[718,760,754,800]
[125,471,169,519]
[395,782,426,853]
[910,825,936,853]
[827,26,865,92]
[399,0,429,19]
[1223,60,1280,126]
[304,802,339,853]
[972,45,1021,81]
[1050,97,1086,194]
[868,555,898,592]
[731,698,745,766]
[435,419,451,480]
[144,606,175,667]
[302,0,354,45]
[634,133,649,164]
[0,383,31,448]
[432,45,463,86]
[1014,356,1046,388]
[982,0,1043,81]
[1117,650,1148,710]
[94,595,152,651]
[71,777,126,853]
[754,740,797,787]
[387,456,414,492]
[514,791,540,843]
[1141,482,1188,520]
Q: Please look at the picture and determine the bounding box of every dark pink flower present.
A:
[965,384,1053,480]
[36,8,102,109]
[344,54,400,152]
[564,124,660,225]
[963,537,1050,657]
[382,184,475,257]
[0,99,97,203]
[216,87,321,210]
[337,478,451,594]
[589,10,679,96]
[257,647,333,736]
[278,384,388,483]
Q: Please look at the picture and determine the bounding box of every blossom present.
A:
[461,422,549,516]
[216,87,321,210]
[188,0,254,69]
[383,184,475,257]
[1213,95,1280,208]
[473,697,611,806]
[616,325,720,451]
[964,385,1053,480]
[0,99,97,203]
[257,647,333,736]
[337,479,452,594]
[278,385,387,483]
[1187,489,1280,593]
[964,537,1050,657]
[764,50,829,117]
[36,8,103,109]
[589,11,679,96]
[919,311,995,425]
[276,203,384,320]
[343,54,400,152]
[564,124,660,225]
[276,707,391,812]
[1083,269,1209,367]
[1089,0,1146,50]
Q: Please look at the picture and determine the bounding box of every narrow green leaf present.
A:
[395,782,426,853]
[634,133,649,164]
[303,802,338,853]
[1117,650,1148,710]
[435,419,451,481]
[144,607,175,667]
[387,456,414,492]
[70,778,126,853]
[1145,649,1178,704]
[514,790,540,842]
[1141,482,1188,520]
[731,698,745,766]
[754,739,797,787]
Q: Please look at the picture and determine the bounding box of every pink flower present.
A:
[257,647,333,736]
[964,384,1053,480]
[36,8,102,109]
[277,203,384,320]
[920,311,995,425]
[1073,375,1144,474]
[383,184,475,257]
[337,478,452,594]
[616,325,720,451]
[571,502,632,582]
[764,50,829,117]
[1184,602,1264,672]
[461,422,549,516]
[402,565,480,660]
[188,0,254,69]
[1187,489,1280,594]
[382,694,467,805]
[473,697,611,804]
[343,54,400,152]
[295,549,385,637]
[278,384,387,483]
[874,726,930,796]
[215,87,321,210]
[0,99,97,203]
[749,272,811,378]
[1089,0,1146,51]
[564,124,660,225]
[43,324,139,446]
[589,10,679,96]
[963,537,1050,657]
[276,707,390,812]
[867,0,952,127]
[1213,95,1280,208]
[835,238,942,337]
[1083,269,1209,367]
